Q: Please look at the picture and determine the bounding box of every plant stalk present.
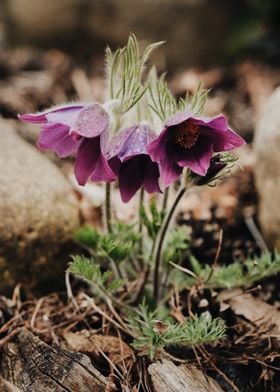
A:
[105,183,113,233]
[138,187,145,260]
[153,187,186,303]
[161,187,170,214]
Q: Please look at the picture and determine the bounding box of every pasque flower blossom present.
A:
[191,154,227,186]
[147,112,245,186]
[19,103,116,185]
[108,125,161,202]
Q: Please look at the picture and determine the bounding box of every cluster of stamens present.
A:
[173,119,200,149]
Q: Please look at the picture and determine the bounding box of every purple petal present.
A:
[198,115,229,131]
[74,138,101,185]
[109,124,157,161]
[74,137,116,186]
[90,154,117,183]
[71,104,109,138]
[108,127,136,159]
[19,113,48,124]
[147,127,182,186]
[37,123,78,157]
[188,115,245,151]
[147,127,170,162]
[201,126,246,151]
[19,103,86,125]
[165,111,191,127]
[46,106,84,128]
[176,138,214,176]
[117,155,160,202]
[108,156,122,175]
[143,159,161,194]
[159,154,183,186]
[118,158,145,202]
[120,125,156,161]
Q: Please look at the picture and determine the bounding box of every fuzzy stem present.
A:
[138,187,145,260]
[153,187,186,303]
[105,183,113,233]
[161,187,170,214]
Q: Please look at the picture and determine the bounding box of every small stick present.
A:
[244,215,269,253]
[30,297,45,330]
[204,228,223,285]
[65,270,79,311]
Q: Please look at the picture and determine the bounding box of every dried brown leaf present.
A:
[222,291,280,337]
[63,330,134,364]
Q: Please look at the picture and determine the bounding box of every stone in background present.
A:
[0,120,80,294]
[254,86,280,249]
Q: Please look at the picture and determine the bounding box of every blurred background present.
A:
[0,0,280,294]
[0,0,280,134]
[1,0,280,69]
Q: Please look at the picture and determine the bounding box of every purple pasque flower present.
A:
[108,124,161,202]
[19,103,116,185]
[191,154,227,186]
[147,111,245,186]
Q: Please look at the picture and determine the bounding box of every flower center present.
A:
[173,119,200,149]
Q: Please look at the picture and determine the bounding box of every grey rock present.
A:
[254,87,280,248]
[0,120,80,293]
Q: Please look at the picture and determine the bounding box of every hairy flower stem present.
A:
[138,187,145,261]
[153,187,187,303]
[105,183,113,233]
[161,187,170,214]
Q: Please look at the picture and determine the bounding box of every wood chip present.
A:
[0,329,107,392]
[148,359,224,392]
[0,377,22,392]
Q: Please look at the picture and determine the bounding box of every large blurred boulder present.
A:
[3,0,236,69]
[254,87,280,249]
[0,120,80,293]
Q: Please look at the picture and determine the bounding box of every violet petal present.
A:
[74,138,101,185]
[90,154,117,183]
[19,104,85,125]
[146,127,170,162]
[118,157,145,202]
[37,123,78,157]
[176,138,214,176]
[71,104,109,138]
[159,153,183,186]
[143,159,161,194]
[201,126,246,151]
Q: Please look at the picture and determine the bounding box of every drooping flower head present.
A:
[147,111,245,186]
[190,153,230,186]
[108,124,161,202]
[19,103,116,185]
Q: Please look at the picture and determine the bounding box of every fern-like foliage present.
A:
[140,198,165,241]
[74,226,100,251]
[68,255,125,294]
[128,302,226,359]
[170,252,280,290]
[75,223,140,265]
[162,226,190,266]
